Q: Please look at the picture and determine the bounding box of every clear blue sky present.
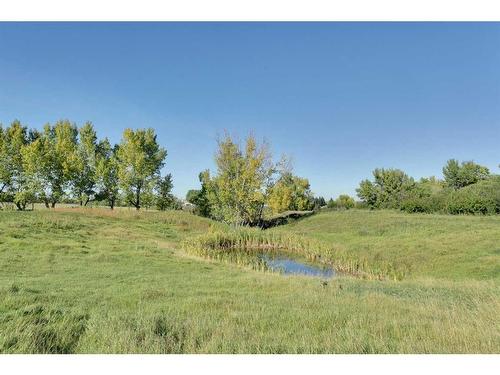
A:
[1,22,499,199]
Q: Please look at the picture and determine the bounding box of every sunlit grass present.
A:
[272,209,500,280]
[0,208,498,353]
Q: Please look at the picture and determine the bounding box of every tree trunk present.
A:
[84,196,90,206]
[129,199,140,210]
[110,198,115,210]
[135,186,141,210]
[51,201,56,208]
[44,199,49,209]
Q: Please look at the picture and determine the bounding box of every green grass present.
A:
[182,226,400,279]
[272,209,500,280]
[0,208,498,353]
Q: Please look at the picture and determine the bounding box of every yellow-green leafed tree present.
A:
[22,120,78,208]
[0,120,32,210]
[267,173,313,214]
[203,134,274,225]
[72,122,98,206]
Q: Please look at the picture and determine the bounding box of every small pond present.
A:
[257,253,336,278]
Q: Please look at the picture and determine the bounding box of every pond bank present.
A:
[182,227,405,280]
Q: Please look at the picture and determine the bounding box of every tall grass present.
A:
[274,209,500,280]
[182,226,408,280]
[1,209,498,353]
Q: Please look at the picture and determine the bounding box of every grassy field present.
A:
[273,210,500,280]
[0,208,498,353]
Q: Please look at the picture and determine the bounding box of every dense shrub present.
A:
[400,196,432,213]
[445,177,500,215]
[336,195,356,210]
[400,176,500,215]
[354,200,369,209]
[326,195,357,210]
[400,190,448,214]
[358,163,500,216]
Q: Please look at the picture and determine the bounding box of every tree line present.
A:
[0,120,176,211]
[356,160,500,215]
[3,120,498,219]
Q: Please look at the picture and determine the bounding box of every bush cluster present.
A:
[357,162,500,215]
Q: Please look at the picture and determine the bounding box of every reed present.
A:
[182,226,408,280]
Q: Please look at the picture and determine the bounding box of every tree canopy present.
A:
[195,134,316,225]
[356,168,415,209]
[267,172,313,214]
[200,134,274,225]
[442,159,489,190]
[116,128,167,210]
[0,120,172,211]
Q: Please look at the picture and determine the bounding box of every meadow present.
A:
[0,208,498,353]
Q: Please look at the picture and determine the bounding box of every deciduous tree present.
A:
[95,138,120,209]
[186,171,212,217]
[202,134,274,225]
[156,174,175,211]
[443,159,489,190]
[267,172,313,214]
[116,128,167,210]
[22,121,78,208]
[73,122,98,206]
[0,121,31,209]
[336,194,355,209]
[356,168,415,209]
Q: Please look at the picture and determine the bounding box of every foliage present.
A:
[267,172,313,214]
[198,135,315,224]
[356,168,415,209]
[443,159,489,190]
[185,172,212,217]
[95,138,120,209]
[325,195,356,211]
[399,177,446,213]
[156,174,176,211]
[326,198,337,209]
[21,121,79,208]
[356,180,377,208]
[1,121,175,211]
[335,195,355,210]
[356,165,500,216]
[445,176,500,215]
[201,134,275,225]
[399,174,500,215]
[72,122,98,206]
[186,189,200,205]
[0,121,31,210]
[311,196,326,210]
[116,128,167,210]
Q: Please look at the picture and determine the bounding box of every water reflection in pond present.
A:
[258,253,336,278]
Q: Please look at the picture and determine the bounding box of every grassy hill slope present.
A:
[0,209,498,353]
[273,209,500,280]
